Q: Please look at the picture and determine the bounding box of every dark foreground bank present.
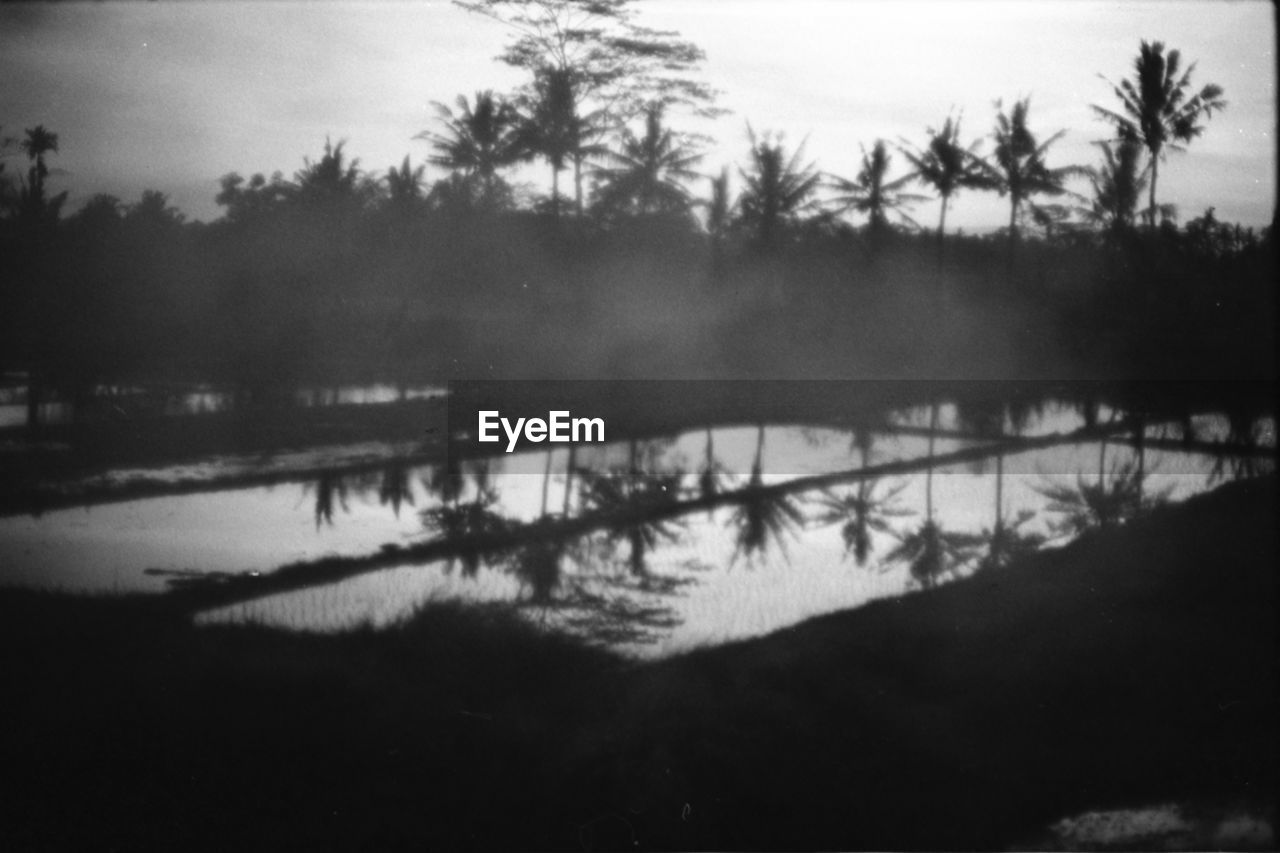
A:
[3,476,1276,851]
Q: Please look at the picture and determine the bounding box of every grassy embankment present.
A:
[2,475,1275,850]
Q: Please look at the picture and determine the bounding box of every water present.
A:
[1025,800,1275,850]
[2,400,1270,657]
[0,381,446,428]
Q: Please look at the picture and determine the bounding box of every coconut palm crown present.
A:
[827,140,925,236]
[1092,40,1226,227]
[984,97,1083,242]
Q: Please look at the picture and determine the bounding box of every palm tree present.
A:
[1087,139,1150,234]
[827,140,924,239]
[898,114,992,246]
[737,125,821,249]
[701,167,732,278]
[384,156,427,209]
[519,67,609,218]
[1092,40,1226,227]
[16,125,66,225]
[591,105,702,219]
[19,125,58,192]
[292,138,374,215]
[417,90,521,207]
[704,167,731,235]
[986,98,1082,246]
[521,68,576,217]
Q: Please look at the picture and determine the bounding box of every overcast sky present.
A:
[1,0,1273,230]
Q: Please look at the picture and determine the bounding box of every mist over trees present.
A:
[0,16,1273,426]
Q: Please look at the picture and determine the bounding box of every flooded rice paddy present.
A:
[2,399,1271,657]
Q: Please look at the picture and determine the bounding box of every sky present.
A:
[1,0,1274,230]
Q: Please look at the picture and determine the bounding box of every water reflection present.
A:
[0,381,445,429]
[729,427,805,565]
[0,394,1274,656]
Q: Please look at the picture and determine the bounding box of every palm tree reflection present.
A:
[730,426,805,565]
[378,460,415,518]
[975,508,1045,573]
[420,460,509,578]
[1035,458,1170,540]
[577,439,684,582]
[311,472,349,529]
[814,479,912,567]
[888,401,980,588]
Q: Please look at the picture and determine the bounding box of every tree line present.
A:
[0,0,1273,425]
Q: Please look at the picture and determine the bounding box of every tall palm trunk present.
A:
[994,451,1005,533]
[573,153,584,217]
[925,402,938,522]
[1008,194,1022,254]
[936,194,950,273]
[562,443,576,516]
[540,449,552,517]
[1147,156,1159,228]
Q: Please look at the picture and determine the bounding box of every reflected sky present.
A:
[1,404,1269,657]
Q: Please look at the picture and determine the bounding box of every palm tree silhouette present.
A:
[899,114,992,248]
[292,138,375,220]
[737,126,821,250]
[417,91,522,208]
[384,156,427,209]
[519,68,609,218]
[827,140,923,239]
[591,105,702,219]
[16,125,66,226]
[985,98,1082,247]
[520,69,576,217]
[1092,40,1226,227]
[1087,139,1150,234]
[700,167,733,279]
[19,125,58,191]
